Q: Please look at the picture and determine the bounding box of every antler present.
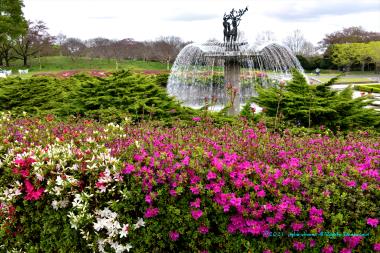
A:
[236,6,248,18]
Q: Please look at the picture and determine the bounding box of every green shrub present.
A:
[252,69,380,131]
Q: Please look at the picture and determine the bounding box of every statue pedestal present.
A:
[224,58,240,116]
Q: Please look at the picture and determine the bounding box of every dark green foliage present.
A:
[0,76,80,115]
[70,70,196,122]
[2,203,90,253]
[0,0,27,40]
[253,69,380,131]
[154,73,170,88]
[0,71,199,123]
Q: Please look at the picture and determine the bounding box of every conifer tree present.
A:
[253,69,380,131]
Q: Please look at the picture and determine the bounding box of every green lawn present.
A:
[4,56,168,77]
[354,83,380,93]
[315,77,374,83]
[305,70,378,76]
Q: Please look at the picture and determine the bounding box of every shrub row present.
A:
[0,115,379,252]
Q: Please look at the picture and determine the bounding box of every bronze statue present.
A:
[223,7,248,43]
[223,14,231,43]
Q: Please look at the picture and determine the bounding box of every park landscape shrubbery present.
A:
[0,114,379,252]
[0,70,196,123]
[0,70,379,252]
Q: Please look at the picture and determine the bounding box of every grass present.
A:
[354,84,380,93]
[316,77,374,83]
[305,70,379,76]
[3,56,169,77]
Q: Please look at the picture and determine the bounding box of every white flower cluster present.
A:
[97,238,132,253]
[93,207,121,237]
[51,198,69,210]
[0,181,22,202]
[67,192,93,230]
[92,207,144,253]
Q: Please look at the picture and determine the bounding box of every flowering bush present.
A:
[0,113,379,252]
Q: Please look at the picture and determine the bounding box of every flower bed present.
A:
[0,114,379,252]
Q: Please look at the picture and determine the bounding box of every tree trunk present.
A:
[5,58,10,67]
[361,63,365,72]
[23,56,28,67]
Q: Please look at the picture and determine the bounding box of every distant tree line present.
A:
[0,20,190,69]
[279,27,380,72]
[0,1,190,69]
[1,1,379,72]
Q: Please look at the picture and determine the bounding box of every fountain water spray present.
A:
[167,7,303,115]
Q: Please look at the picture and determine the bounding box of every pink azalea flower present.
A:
[343,236,362,248]
[169,189,177,196]
[322,245,334,253]
[361,183,368,190]
[257,190,266,198]
[191,209,203,220]
[293,241,305,251]
[198,225,209,234]
[340,248,352,253]
[144,207,159,218]
[169,231,180,241]
[310,240,316,247]
[289,157,300,168]
[190,198,201,208]
[346,180,356,187]
[374,243,380,251]
[14,157,25,166]
[230,196,242,207]
[24,181,44,201]
[211,157,223,172]
[207,171,217,180]
[122,164,135,174]
[145,194,153,204]
[182,156,190,166]
[291,222,303,231]
[367,218,378,227]
[190,185,200,195]
[192,117,201,122]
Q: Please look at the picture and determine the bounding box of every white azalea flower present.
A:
[133,217,145,229]
[119,224,129,238]
[56,176,64,186]
[52,200,59,210]
[125,243,133,252]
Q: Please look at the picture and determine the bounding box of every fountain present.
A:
[167,7,304,115]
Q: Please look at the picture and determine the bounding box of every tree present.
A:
[329,44,359,71]
[55,33,67,56]
[330,42,380,72]
[283,30,316,56]
[369,41,380,73]
[12,20,53,66]
[254,30,276,48]
[87,37,112,59]
[0,0,27,66]
[153,36,187,70]
[61,38,86,61]
[319,26,380,48]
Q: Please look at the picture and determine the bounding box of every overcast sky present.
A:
[23,0,380,45]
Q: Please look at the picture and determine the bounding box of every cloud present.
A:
[166,12,219,22]
[271,1,380,21]
[88,16,117,20]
